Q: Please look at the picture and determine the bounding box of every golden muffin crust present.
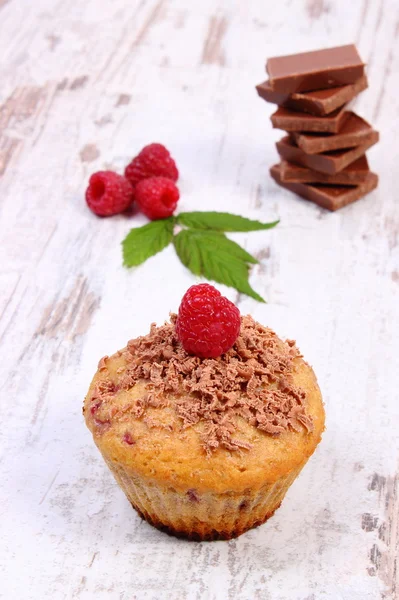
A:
[84,316,324,494]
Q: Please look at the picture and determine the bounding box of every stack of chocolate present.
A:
[256,45,379,211]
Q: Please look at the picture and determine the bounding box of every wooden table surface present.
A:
[1,0,398,598]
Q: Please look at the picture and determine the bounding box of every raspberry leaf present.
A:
[183,231,258,264]
[122,218,175,267]
[173,229,265,302]
[176,212,279,232]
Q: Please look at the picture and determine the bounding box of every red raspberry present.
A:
[124,143,179,188]
[176,284,241,358]
[85,171,134,217]
[135,176,180,220]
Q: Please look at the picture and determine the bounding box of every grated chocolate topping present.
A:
[89,315,313,455]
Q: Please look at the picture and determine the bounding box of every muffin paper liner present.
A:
[101,452,307,541]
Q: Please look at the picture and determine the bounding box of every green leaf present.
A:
[184,230,258,264]
[173,229,265,302]
[176,211,279,232]
[122,218,175,268]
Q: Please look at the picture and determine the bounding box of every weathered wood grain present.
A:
[0,0,398,599]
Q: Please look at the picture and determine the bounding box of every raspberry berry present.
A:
[176,284,241,358]
[85,171,134,217]
[135,176,180,220]
[124,143,179,188]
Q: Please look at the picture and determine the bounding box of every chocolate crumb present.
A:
[98,356,109,371]
[90,315,313,454]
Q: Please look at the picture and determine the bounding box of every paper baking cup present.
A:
[101,453,307,541]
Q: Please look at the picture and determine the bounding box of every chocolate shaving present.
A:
[98,356,109,371]
[90,315,313,454]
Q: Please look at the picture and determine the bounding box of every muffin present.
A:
[83,289,324,541]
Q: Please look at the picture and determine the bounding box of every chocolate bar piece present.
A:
[256,75,368,116]
[270,163,378,211]
[280,156,370,184]
[266,44,365,93]
[291,112,375,154]
[271,106,347,133]
[276,133,379,174]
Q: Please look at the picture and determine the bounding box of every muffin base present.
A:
[131,500,281,541]
[104,454,306,541]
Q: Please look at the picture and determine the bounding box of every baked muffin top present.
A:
[84,315,324,493]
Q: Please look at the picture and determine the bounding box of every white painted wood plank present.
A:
[0,0,398,598]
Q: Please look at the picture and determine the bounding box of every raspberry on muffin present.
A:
[176,284,241,358]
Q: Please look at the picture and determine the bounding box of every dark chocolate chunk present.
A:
[266,44,365,93]
[270,163,378,211]
[256,75,368,116]
[291,112,375,154]
[280,156,370,185]
[271,105,348,133]
[276,134,379,175]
